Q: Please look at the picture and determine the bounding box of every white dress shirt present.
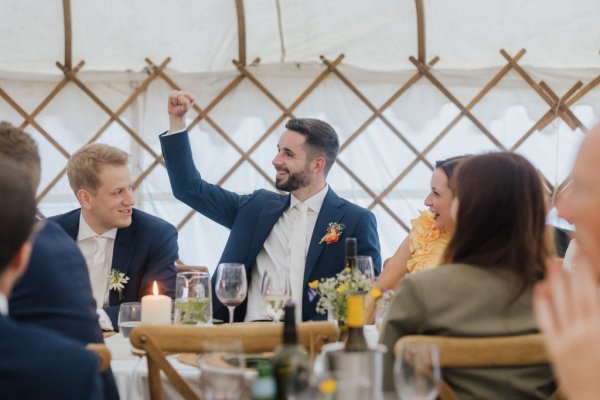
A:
[76,214,117,308]
[245,185,329,321]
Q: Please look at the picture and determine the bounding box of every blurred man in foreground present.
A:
[0,160,104,399]
[534,123,600,400]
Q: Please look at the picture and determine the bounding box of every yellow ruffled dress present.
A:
[406,210,450,273]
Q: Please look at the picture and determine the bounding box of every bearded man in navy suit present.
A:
[50,143,178,329]
[160,91,381,322]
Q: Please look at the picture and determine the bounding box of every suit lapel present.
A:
[303,189,345,284]
[109,214,136,305]
[248,195,290,260]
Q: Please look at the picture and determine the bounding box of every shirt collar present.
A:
[77,213,118,241]
[0,293,8,316]
[290,184,329,214]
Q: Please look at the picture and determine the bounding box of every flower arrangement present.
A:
[308,267,372,326]
[107,269,129,300]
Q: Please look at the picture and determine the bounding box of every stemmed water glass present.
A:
[260,270,290,323]
[394,342,441,400]
[215,263,248,324]
[356,255,376,286]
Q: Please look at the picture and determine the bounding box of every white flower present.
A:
[108,269,130,300]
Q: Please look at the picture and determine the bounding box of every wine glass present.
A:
[356,255,376,286]
[394,342,441,400]
[260,270,290,323]
[215,263,248,324]
[198,339,247,399]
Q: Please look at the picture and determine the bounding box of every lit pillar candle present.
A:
[141,281,172,325]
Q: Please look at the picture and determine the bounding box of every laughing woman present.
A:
[375,156,467,293]
[380,152,555,399]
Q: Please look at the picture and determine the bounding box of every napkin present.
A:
[97,308,114,331]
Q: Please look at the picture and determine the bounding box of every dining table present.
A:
[105,324,397,399]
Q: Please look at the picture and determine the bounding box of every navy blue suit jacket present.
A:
[49,208,178,328]
[160,131,381,322]
[0,314,104,400]
[9,220,120,400]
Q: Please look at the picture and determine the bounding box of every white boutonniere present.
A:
[108,269,129,300]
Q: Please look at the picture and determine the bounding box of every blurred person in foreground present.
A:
[50,143,178,329]
[534,123,600,400]
[380,152,555,399]
[160,91,381,322]
[0,160,104,399]
[0,122,119,399]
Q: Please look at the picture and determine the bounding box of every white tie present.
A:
[289,203,308,320]
[90,236,109,307]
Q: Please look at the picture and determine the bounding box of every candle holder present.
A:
[175,271,212,325]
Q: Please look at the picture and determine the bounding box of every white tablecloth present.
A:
[105,333,201,400]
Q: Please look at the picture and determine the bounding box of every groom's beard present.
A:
[275,169,311,192]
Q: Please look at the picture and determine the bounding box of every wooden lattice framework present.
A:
[1,0,598,263]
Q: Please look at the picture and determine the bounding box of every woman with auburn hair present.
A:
[380,152,555,399]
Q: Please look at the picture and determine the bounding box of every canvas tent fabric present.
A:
[0,0,598,270]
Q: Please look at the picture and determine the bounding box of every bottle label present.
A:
[347,295,364,327]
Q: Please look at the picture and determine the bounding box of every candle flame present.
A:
[152,281,159,295]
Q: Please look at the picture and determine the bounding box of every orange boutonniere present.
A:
[318,222,345,245]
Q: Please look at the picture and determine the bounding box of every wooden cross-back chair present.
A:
[129,321,339,400]
[395,334,565,400]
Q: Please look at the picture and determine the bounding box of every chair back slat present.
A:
[394,334,564,400]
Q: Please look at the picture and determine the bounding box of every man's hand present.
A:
[534,257,600,400]
[168,90,195,132]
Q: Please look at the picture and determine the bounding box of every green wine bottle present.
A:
[272,303,310,399]
[344,295,369,352]
[345,237,357,272]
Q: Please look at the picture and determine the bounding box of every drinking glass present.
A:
[118,302,142,338]
[175,271,212,325]
[215,263,248,324]
[261,270,290,323]
[394,343,441,400]
[356,255,376,286]
[198,339,247,400]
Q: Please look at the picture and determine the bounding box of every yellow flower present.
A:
[336,283,347,293]
[319,379,337,394]
[369,288,383,300]
[308,280,319,289]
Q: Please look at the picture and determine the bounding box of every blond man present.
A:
[50,143,178,329]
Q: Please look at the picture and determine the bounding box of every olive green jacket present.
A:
[379,263,555,399]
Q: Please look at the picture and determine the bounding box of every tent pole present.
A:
[62,0,72,70]
[235,0,247,66]
[415,0,426,63]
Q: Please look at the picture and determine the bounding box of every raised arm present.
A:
[168,90,195,132]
